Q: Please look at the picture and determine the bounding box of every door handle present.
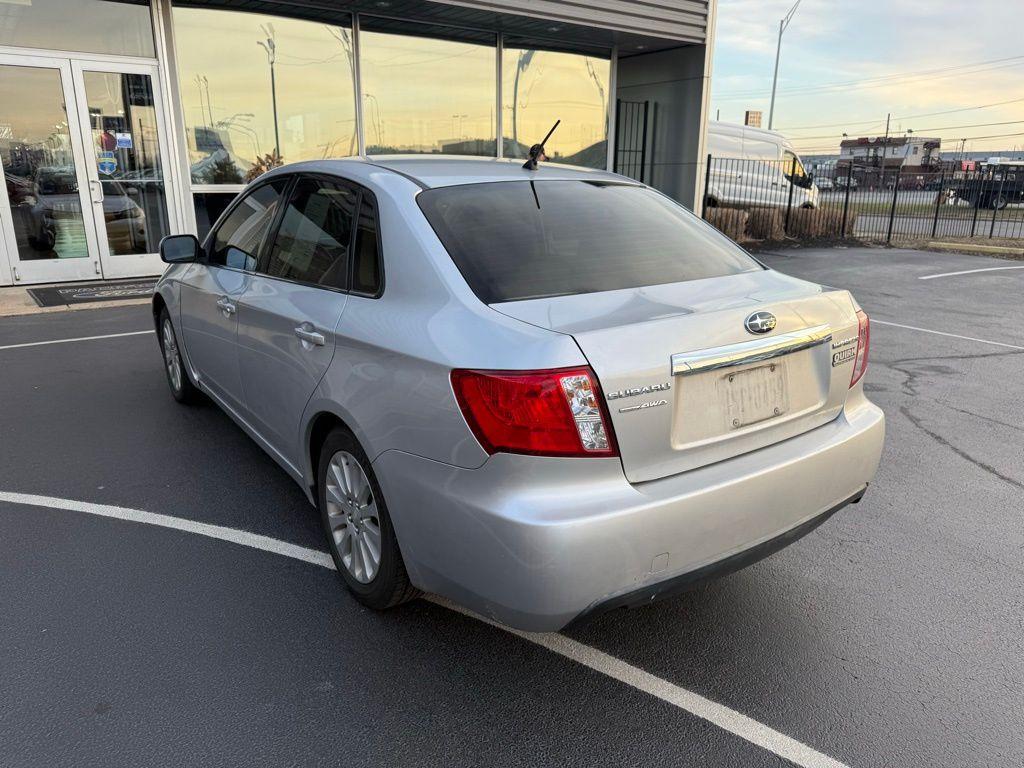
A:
[88,179,105,203]
[216,296,236,316]
[294,324,325,347]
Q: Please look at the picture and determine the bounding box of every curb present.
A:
[927,241,1024,257]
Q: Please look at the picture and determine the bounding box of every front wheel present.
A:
[317,428,419,610]
[991,194,1008,210]
[158,308,201,404]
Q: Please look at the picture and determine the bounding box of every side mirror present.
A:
[159,234,201,264]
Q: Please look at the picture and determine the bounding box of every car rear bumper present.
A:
[374,395,885,632]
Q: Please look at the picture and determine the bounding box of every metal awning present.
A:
[172,0,707,55]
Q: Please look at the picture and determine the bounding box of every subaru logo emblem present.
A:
[744,311,777,335]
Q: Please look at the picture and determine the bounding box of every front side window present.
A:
[209,179,289,270]
[783,150,807,182]
[263,178,356,288]
[418,181,761,304]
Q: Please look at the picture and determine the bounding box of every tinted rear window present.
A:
[417,180,761,303]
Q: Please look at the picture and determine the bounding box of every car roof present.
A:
[270,155,632,190]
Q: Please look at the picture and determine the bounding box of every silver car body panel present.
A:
[155,156,885,630]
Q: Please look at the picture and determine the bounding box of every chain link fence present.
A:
[701,155,1024,246]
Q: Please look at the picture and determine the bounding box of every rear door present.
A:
[179,178,288,413]
[235,175,356,464]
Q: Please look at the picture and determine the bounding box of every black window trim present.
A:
[348,185,386,299]
[200,174,295,277]
[198,172,385,298]
[228,172,385,298]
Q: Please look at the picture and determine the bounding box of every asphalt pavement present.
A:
[1,247,1022,767]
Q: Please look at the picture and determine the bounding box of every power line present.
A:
[777,97,1024,132]
[782,119,1024,143]
[716,54,1024,97]
[789,130,1024,154]
[715,55,1024,101]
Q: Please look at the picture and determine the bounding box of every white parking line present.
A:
[0,489,849,768]
[919,265,1024,280]
[872,320,1024,351]
[0,330,154,352]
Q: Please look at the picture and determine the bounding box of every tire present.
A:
[157,307,201,404]
[991,195,1008,211]
[317,427,419,610]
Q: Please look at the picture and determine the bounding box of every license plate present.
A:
[718,363,789,429]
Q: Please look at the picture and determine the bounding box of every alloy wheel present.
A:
[162,318,183,393]
[325,450,382,584]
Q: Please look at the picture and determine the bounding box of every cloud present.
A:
[710,0,1024,151]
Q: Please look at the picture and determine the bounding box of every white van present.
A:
[705,121,819,209]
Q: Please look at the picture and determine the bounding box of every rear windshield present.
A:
[417,180,761,303]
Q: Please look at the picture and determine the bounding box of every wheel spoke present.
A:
[359,537,376,581]
[361,526,381,568]
[341,458,360,502]
[354,482,373,509]
[325,484,346,513]
[329,460,348,497]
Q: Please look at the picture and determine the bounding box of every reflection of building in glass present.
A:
[0,0,717,286]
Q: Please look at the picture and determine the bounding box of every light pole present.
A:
[767,0,802,131]
[257,24,280,161]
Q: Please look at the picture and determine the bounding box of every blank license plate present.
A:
[718,363,789,429]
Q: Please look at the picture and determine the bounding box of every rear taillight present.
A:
[451,367,618,458]
[850,309,870,387]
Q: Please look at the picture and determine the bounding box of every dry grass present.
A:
[705,208,749,241]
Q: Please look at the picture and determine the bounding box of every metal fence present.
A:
[614,100,650,183]
[701,155,1024,245]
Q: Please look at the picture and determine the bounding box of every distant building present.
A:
[744,110,762,128]
[837,135,941,187]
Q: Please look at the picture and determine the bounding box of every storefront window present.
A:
[173,7,357,185]
[502,45,609,169]
[0,0,154,57]
[359,22,496,156]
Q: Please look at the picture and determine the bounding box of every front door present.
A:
[0,54,176,285]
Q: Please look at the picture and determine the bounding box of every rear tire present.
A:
[158,307,201,404]
[317,427,419,610]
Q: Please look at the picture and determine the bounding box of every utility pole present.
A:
[768,0,802,130]
[257,24,280,161]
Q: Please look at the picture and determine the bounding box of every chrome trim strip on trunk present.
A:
[671,324,832,376]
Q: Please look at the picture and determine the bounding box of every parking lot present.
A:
[2,246,1022,767]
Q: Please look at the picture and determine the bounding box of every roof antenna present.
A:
[522,120,560,171]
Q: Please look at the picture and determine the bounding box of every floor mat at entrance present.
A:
[26,279,158,307]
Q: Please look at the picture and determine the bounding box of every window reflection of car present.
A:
[28,167,146,252]
[5,172,35,206]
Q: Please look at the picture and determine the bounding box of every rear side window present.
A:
[417,181,761,303]
[209,179,288,270]
[263,178,357,288]
[351,194,382,296]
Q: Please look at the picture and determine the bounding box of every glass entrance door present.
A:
[0,55,175,284]
[71,61,173,280]
[0,55,101,284]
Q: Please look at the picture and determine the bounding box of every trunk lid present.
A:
[492,269,861,483]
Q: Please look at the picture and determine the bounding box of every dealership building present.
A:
[0,0,715,286]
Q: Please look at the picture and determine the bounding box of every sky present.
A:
[710,0,1024,156]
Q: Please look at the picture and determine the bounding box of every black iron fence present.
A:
[614,100,649,183]
[701,155,1024,245]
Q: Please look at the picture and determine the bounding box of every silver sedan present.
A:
[154,156,884,631]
